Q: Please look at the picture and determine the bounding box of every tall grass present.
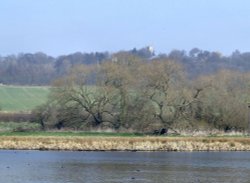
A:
[0,136,250,151]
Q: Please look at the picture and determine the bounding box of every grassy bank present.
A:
[0,131,143,137]
[0,134,250,151]
[0,122,41,132]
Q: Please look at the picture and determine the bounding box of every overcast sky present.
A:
[0,0,250,56]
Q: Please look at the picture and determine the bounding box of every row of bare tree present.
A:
[34,53,250,133]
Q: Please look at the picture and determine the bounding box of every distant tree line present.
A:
[0,52,109,85]
[33,53,250,133]
[0,47,250,85]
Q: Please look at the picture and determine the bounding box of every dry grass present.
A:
[1,136,250,151]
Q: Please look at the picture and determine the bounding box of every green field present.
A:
[0,85,50,112]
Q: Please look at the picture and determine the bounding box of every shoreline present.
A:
[1,136,250,151]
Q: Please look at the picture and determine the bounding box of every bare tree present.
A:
[194,70,250,131]
[100,53,145,130]
[138,59,201,132]
[44,64,115,129]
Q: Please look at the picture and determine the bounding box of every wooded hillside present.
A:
[0,47,249,85]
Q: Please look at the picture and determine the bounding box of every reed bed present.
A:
[1,136,250,151]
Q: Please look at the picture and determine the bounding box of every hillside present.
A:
[0,85,50,112]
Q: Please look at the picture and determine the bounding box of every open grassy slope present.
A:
[0,85,50,112]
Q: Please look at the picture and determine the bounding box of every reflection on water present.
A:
[0,150,250,183]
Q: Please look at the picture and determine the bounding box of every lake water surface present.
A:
[0,150,250,183]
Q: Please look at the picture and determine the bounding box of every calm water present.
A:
[0,150,250,183]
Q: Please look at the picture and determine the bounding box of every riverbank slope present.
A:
[1,136,250,151]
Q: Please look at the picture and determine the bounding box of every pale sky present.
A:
[0,0,250,56]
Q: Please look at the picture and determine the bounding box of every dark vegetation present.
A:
[0,47,249,134]
[0,112,35,122]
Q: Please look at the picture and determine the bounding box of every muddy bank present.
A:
[1,136,250,151]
